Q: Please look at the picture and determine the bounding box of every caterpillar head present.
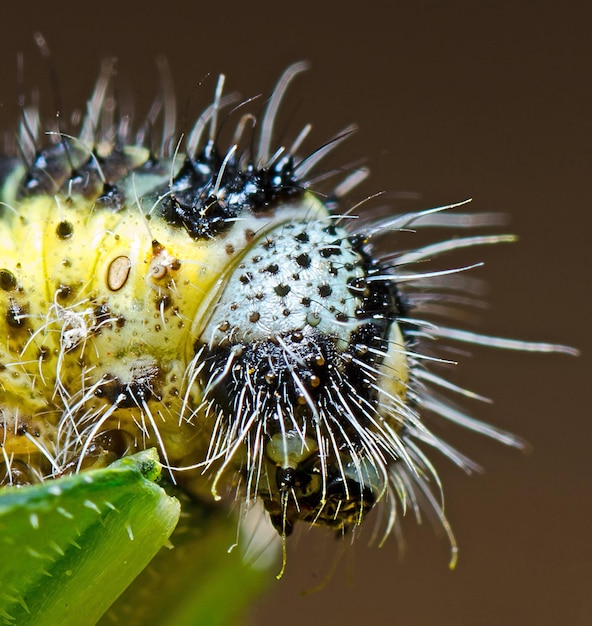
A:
[193,194,409,535]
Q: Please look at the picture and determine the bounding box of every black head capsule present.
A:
[194,190,409,536]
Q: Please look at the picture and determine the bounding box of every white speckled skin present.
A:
[200,200,366,348]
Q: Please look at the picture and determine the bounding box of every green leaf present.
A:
[0,449,180,626]
[100,494,275,626]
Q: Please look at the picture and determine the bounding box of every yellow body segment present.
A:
[0,193,252,479]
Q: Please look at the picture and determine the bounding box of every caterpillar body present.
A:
[0,61,576,561]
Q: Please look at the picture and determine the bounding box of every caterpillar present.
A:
[0,57,577,567]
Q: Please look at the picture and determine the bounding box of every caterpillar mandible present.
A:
[0,57,577,567]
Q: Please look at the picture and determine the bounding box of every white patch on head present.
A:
[201,213,365,348]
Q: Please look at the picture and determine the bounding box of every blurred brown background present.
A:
[0,1,589,624]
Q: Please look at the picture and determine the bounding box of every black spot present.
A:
[239,272,254,285]
[264,372,278,385]
[291,330,303,342]
[0,269,17,292]
[56,221,74,239]
[276,467,297,490]
[264,263,279,274]
[319,243,342,258]
[156,294,172,311]
[347,276,369,297]
[6,301,27,328]
[318,284,332,298]
[295,253,311,268]
[37,347,50,361]
[56,284,73,301]
[274,284,291,297]
[93,304,112,327]
[295,232,309,243]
